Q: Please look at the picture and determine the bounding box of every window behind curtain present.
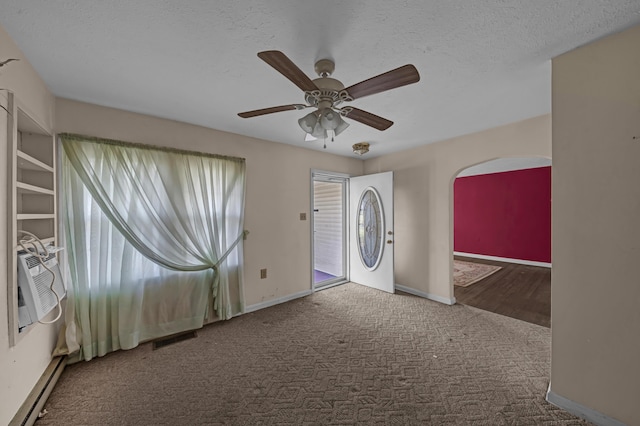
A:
[59,134,246,361]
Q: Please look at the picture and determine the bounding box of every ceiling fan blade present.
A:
[257,51,318,92]
[345,64,420,100]
[342,107,393,131]
[238,104,307,118]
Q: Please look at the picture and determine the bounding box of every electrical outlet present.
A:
[300,212,307,220]
[260,269,267,279]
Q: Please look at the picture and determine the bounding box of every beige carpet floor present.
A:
[36,283,588,425]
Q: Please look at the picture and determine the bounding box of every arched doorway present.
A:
[450,157,552,327]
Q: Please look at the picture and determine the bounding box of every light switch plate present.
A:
[300,213,306,220]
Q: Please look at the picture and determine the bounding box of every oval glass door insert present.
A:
[356,187,384,270]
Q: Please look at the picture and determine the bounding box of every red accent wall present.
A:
[454,166,551,263]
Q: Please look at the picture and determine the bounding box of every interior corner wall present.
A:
[363,114,551,302]
[454,166,551,263]
[0,24,59,425]
[550,24,640,425]
[54,98,364,305]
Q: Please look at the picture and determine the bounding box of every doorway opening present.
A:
[312,172,348,290]
[311,170,395,293]
[451,157,552,327]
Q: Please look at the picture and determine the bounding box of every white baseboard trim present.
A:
[396,285,456,306]
[454,251,552,268]
[244,289,313,313]
[10,356,67,426]
[546,386,626,426]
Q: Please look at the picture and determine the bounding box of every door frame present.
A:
[310,169,350,291]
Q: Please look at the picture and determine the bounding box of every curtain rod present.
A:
[59,133,246,163]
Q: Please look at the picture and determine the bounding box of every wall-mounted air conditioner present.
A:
[17,249,66,330]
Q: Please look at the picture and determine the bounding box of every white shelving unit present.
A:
[3,90,58,346]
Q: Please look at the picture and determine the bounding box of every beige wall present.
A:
[54,99,364,307]
[550,25,640,425]
[0,25,59,425]
[363,115,551,302]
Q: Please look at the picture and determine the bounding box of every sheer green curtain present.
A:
[59,134,246,361]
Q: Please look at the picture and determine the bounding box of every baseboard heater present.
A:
[9,356,67,426]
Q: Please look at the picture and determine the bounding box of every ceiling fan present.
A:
[238,50,420,145]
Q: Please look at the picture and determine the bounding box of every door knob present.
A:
[387,240,393,244]
[388,231,393,235]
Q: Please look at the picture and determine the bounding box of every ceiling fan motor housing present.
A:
[305,76,351,108]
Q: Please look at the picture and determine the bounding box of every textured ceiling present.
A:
[1,1,640,158]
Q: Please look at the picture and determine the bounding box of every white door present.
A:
[349,171,394,293]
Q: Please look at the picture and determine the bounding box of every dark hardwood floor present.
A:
[454,256,551,328]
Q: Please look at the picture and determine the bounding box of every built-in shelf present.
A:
[17,213,55,220]
[16,182,55,196]
[4,90,58,346]
[17,149,54,173]
[14,236,56,252]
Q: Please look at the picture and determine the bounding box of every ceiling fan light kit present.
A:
[299,107,350,141]
[238,50,420,149]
